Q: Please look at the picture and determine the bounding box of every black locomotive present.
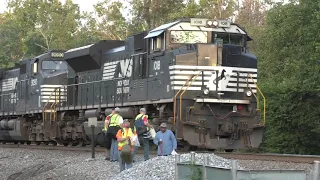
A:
[0,18,265,151]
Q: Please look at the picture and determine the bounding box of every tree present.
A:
[129,0,185,31]
[235,0,270,53]
[198,0,236,20]
[0,12,25,67]
[93,0,129,40]
[258,0,320,154]
[5,0,82,59]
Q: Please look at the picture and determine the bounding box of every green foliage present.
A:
[0,0,96,65]
[129,0,186,31]
[186,164,203,180]
[94,0,129,40]
[258,0,320,154]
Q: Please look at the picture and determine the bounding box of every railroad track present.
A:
[1,143,320,164]
[215,152,320,164]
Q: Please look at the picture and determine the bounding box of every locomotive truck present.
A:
[0,18,265,151]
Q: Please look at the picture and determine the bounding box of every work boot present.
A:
[105,157,110,160]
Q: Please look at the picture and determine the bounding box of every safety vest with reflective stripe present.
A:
[110,114,121,127]
[118,128,134,151]
[104,114,113,131]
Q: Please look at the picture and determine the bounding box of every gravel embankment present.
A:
[0,147,154,180]
[0,148,314,180]
[113,153,314,180]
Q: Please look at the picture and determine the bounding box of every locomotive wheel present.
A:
[51,142,57,146]
[44,142,49,145]
[36,142,41,145]
[26,141,31,145]
[63,143,68,146]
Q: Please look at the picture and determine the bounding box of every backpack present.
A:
[135,115,148,136]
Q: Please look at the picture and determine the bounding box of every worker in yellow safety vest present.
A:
[103,109,115,160]
[116,119,135,172]
[133,108,152,161]
[106,107,123,162]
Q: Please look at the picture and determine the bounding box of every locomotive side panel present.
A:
[0,68,19,114]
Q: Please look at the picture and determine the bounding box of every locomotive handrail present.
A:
[248,73,266,126]
[173,77,193,125]
[42,87,59,124]
[179,71,202,125]
[246,76,260,110]
[173,71,202,127]
[63,77,126,88]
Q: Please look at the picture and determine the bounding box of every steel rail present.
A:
[1,144,320,163]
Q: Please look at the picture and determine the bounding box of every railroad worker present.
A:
[103,109,115,160]
[116,119,134,172]
[107,107,123,162]
[133,108,153,161]
[153,123,177,156]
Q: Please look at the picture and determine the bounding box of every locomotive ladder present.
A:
[42,87,59,125]
[243,74,266,148]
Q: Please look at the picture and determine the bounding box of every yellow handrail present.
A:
[42,88,57,124]
[173,77,192,124]
[42,87,59,124]
[179,71,202,124]
[248,74,266,126]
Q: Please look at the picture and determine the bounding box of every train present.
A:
[0,18,265,151]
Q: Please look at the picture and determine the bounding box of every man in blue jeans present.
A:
[133,108,152,161]
[107,107,123,162]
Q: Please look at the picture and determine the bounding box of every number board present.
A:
[190,18,208,26]
[51,52,64,58]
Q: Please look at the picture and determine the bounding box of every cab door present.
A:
[26,59,40,112]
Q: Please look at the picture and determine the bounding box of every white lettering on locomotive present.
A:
[1,77,18,92]
[117,79,130,87]
[10,93,17,104]
[153,60,160,70]
[102,58,133,80]
[116,79,130,94]
[116,87,130,94]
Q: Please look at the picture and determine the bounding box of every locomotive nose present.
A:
[196,44,222,66]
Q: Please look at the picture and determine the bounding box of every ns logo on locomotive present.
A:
[0,18,265,151]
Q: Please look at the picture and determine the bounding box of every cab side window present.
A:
[32,59,39,75]
[149,33,165,52]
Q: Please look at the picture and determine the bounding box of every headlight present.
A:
[213,21,218,27]
[246,90,252,97]
[204,89,209,95]
[207,20,213,26]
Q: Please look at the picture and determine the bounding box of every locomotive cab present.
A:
[144,18,263,150]
[15,50,68,114]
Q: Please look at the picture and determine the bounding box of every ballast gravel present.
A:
[112,153,241,180]
[0,147,315,180]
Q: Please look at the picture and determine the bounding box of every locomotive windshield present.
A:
[42,61,68,70]
[213,33,243,46]
[170,30,208,44]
